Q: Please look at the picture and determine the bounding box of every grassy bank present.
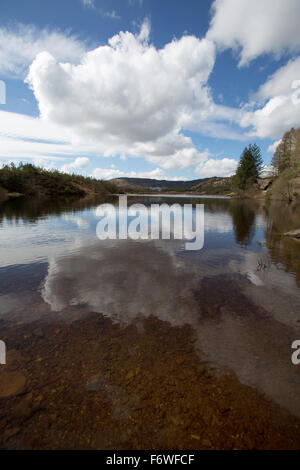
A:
[0,163,118,201]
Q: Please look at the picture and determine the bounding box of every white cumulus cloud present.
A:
[61,157,90,173]
[240,57,300,138]
[195,158,238,178]
[256,57,300,102]
[26,21,216,171]
[207,0,300,66]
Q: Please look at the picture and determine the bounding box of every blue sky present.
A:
[0,0,300,180]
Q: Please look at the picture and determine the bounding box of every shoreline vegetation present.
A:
[0,163,119,203]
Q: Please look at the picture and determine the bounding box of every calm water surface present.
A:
[0,195,300,449]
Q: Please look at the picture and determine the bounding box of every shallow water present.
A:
[0,195,300,449]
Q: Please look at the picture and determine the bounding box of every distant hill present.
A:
[110,176,234,195]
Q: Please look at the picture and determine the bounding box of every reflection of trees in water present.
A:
[0,195,260,248]
[192,198,259,247]
[230,202,256,246]
[0,195,232,225]
[265,202,300,288]
[134,197,258,247]
[0,195,117,225]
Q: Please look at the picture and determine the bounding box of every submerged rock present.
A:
[13,393,41,421]
[0,371,26,398]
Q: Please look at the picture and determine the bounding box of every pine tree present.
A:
[251,143,263,175]
[233,144,263,190]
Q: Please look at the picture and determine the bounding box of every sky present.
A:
[0,0,300,181]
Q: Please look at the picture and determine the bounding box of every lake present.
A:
[0,195,300,449]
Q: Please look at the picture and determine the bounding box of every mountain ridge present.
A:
[109,176,234,195]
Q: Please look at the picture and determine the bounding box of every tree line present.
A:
[0,162,118,198]
[233,126,300,192]
[272,127,300,175]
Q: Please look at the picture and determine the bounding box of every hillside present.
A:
[0,163,118,201]
[266,170,300,203]
[110,176,234,195]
